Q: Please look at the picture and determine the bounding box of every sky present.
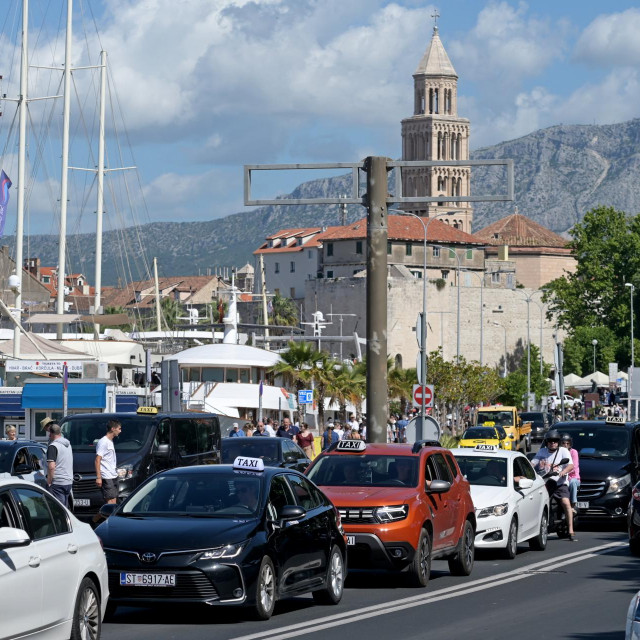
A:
[2,0,640,233]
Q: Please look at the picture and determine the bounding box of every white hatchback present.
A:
[0,477,108,639]
[452,446,550,558]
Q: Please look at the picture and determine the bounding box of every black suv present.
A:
[519,411,551,443]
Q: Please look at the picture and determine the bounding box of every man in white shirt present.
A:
[264,419,276,437]
[349,415,359,431]
[333,422,344,440]
[95,420,122,514]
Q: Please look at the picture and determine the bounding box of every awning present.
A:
[26,314,82,324]
[22,382,107,409]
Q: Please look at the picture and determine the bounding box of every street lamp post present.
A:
[591,339,598,373]
[625,283,635,417]
[493,321,507,377]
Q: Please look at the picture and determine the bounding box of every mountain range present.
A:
[8,118,640,286]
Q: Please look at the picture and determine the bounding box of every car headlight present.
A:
[198,542,246,560]
[607,474,632,494]
[477,503,509,518]
[374,505,409,523]
[117,464,134,480]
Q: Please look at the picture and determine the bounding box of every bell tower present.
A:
[401,19,473,233]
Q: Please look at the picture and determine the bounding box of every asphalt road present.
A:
[102,524,638,640]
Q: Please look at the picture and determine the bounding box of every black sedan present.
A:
[95,460,346,620]
[629,481,640,555]
[221,436,312,473]
[0,440,47,488]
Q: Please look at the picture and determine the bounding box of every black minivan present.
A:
[60,408,221,519]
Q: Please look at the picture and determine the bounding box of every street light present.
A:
[591,338,598,373]
[625,282,635,417]
[493,321,507,378]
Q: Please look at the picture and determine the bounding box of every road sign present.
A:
[405,415,440,442]
[416,313,425,349]
[298,390,313,404]
[413,384,434,408]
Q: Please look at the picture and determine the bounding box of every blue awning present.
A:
[22,383,107,410]
[0,393,25,418]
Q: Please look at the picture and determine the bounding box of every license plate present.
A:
[120,573,176,587]
[73,499,90,507]
[346,535,356,546]
[577,501,589,510]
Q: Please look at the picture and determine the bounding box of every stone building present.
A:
[474,213,576,289]
[401,25,473,233]
[0,247,49,311]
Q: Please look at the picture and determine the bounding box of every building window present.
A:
[507,274,515,288]
[274,288,280,296]
[327,242,334,257]
[410,270,422,279]
[405,243,413,256]
[491,272,501,284]
[466,249,473,260]
[441,270,449,280]
[42,276,50,284]
[432,246,440,258]
[290,287,296,298]
[290,261,295,273]
[387,241,392,255]
[356,240,363,254]
[308,250,312,258]
[274,262,280,274]
[327,270,334,279]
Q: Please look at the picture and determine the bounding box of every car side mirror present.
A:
[154,443,170,459]
[518,478,534,489]
[0,527,31,549]
[427,479,451,493]
[279,505,306,521]
[99,503,118,518]
[13,464,33,475]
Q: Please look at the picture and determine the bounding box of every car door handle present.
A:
[29,556,41,568]
[67,544,79,554]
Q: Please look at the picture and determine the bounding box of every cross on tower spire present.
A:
[431,8,440,31]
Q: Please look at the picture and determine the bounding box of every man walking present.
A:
[46,424,73,507]
[95,420,122,513]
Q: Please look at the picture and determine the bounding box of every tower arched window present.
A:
[434,88,439,114]
[456,134,462,159]
[429,88,434,114]
[437,132,442,160]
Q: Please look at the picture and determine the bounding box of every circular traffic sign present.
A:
[413,385,433,406]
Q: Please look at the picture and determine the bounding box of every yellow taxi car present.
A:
[458,425,508,450]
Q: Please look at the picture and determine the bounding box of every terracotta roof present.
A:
[319,216,482,245]
[265,227,322,240]
[484,245,574,256]
[254,226,342,255]
[474,214,569,248]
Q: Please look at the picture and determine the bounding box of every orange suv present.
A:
[305,440,476,586]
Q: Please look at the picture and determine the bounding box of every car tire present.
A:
[253,556,277,620]
[504,517,518,559]
[529,510,548,551]
[448,520,475,576]
[312,546,345,605]
[630,538,640,556]
[407,528,432,587]
[556,521,570,539]
[70,577,101,640]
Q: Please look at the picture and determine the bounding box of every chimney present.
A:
[498,245,509,261]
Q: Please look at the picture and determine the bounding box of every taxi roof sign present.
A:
[335,440,366,453]
[137,406,158,415]
[474,444,498,452]
[233,456,265,472]
[605,415,625,425]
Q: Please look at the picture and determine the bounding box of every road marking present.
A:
[232,541,624,640]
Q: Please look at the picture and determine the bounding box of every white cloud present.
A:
[574,8,640,66]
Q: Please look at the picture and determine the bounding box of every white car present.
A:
[0,477,108,639]
[548,394,581,409]
[451,446,550,558]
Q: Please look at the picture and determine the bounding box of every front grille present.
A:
[109,570,218,600]
[578,481,606,500]
[73,477,98,495]
[338,507,376,524]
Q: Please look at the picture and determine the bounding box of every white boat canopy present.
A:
[166,344,281,368]
[0,333,92,360]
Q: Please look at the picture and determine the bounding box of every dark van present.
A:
[60,408,221,518]
[555,418,640,520]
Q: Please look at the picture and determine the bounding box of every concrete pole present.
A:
[56,0,73,340]
[153,257,162,331]
[527,297,531,411]
[13,0,28,358]
[456,257,461,360]
[259,254,270,349]
[365,156,389,444]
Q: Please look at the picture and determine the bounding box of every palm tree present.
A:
[271,293,298,331]
[388,365,417,415]
[311,352,340,428]
[271,341,317,392]
[327,363,366,422]
[158,297,182,330]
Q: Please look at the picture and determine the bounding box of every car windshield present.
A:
[558,425,630,459]
[462,427,499,440]
[0,447,13,473]
[221,438,280,465]
[476,411,512,427]
[61,416,155,453]
[520,413,544,427]
[120,472,263,518]
[307,454,419,487]
[454,455,508,487]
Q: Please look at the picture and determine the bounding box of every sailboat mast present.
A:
[56,0,73,339]
[93,50,107,339]
[154,257,162,331]
[13,0,29,358]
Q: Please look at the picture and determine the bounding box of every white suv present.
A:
[0,478,108,639]
[548,394,582,409]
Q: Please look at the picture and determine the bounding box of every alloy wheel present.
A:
[260,563,275,612]
[78,587,100,640]
[329,552,344,596]
[464,526,474,568]
[420,534,430,578]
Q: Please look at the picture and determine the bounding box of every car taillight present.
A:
[632,485,640,502]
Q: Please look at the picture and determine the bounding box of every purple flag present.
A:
[0,171,12,237]
[259,379,263,396]
[63,363,69,392]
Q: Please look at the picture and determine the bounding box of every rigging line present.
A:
[85,0,104,51]
[0,1,21,168]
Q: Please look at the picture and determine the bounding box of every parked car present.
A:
[221,436,311,473]
[474,406,532,452]
[458,426,508,450]
[96,460,345,620]
[628,480,640,555]
[0,439,48,488]
[548,394,582,409]
[0,477,109,639]
[519,411,551,443]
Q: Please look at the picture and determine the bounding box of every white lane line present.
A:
[231,541,624,640]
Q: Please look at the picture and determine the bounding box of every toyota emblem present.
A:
[73,473,82,482]
[140,552,157,564]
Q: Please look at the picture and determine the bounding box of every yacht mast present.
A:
[13,0,29,358]
[56,0,73,339]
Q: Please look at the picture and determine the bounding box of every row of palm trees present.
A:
[270,342,416,425]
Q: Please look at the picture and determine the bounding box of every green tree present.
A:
[271,341,316,392]
[327,363,365,422]
[159,297,182,330]
[388,365,417,415]
[497,344,551,409]
[271,293,298,329]
[563,325,618,376]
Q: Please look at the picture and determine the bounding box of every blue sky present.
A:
[2,0,640,232]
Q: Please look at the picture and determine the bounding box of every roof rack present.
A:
[411,440,441,453]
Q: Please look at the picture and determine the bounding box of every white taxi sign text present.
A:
[474,444,498,452]
[233,456,265,472]
[605,416,625,425]
[336,440,366,452]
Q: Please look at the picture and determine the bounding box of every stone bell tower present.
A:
[401,22,473,233]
